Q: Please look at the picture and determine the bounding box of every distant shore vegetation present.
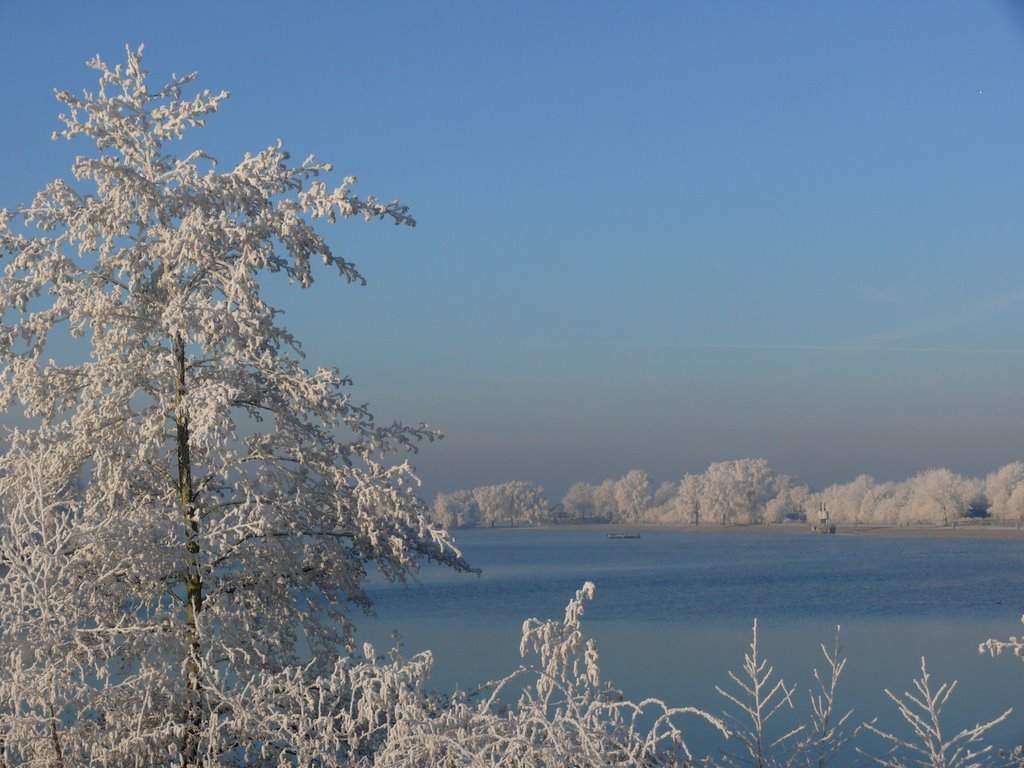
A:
[431,460,1024,529]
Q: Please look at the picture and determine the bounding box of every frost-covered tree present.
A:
[985,462,1024,527]
[593,478,620,521]
[902,469,971,527]
[646,480,679,524]
[614,469,653,524]
[815,475,877,527]
[431,489,479,529]
[561,481,597,519]
[432,481,548,528]
[472,481,548,527]
[764,475,811,525]
[0,46,469,766]
[868,481,911,527]
[701,461,739,526]
[676,472,703,526]
[653,479,679,508]
[700,459,777,526]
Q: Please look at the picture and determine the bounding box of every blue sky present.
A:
[2,1,1024,499]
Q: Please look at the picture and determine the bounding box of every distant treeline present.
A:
[430,460,1024,528]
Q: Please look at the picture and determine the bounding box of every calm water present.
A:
[359,529,1024,757]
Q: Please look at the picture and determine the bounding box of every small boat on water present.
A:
[607,532,641,539]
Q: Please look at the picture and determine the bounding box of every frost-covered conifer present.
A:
[0,46,469,766]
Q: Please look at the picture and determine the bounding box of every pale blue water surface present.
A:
[360,529,1024,758]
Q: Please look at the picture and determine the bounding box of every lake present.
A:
[360,528,1024,758]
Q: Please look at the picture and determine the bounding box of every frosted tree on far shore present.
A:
[694,459,779,526]
[901,469,973,527]
[473,481,548,527]
[562,480,598,519]
[431,481,548,528]
[674,472,703,525]
[0,46,469,766]
[985,462,1024,528]
[614,469,653,524]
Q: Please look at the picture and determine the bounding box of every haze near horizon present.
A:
[2,1,1023,499]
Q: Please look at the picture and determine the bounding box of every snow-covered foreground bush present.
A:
[1,548,1017,766]
[0,571,727,765]
[373,582,727,767]
[368,592,1013,768]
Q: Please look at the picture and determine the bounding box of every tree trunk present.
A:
[174,334,203,767]
[47,703,64,768]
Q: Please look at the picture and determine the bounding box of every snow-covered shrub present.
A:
[795,629,862,768]
[192,643,436,766]
[859,658,1009,768]
[716,619,801,768]
[374,582,727,767]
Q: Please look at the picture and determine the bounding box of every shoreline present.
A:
[468,521,1024,540]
